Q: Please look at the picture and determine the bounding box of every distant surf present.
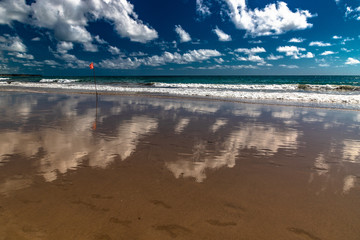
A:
[1,75,360,109]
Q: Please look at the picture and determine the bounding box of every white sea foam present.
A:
[0,77,10,81]
[154,83,360,92]
[154,82,298,91]
[3,81,360,108]
[40,79,79,83]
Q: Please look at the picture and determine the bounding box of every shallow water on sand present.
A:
[0,91,359,239]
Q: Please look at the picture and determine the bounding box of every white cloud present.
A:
[144,49,221,66]
[0,0,30,25]
[279,64,299,69]
[31,37,41,41]
[100,57,141,69]
[320,51,335,56]
[342,37,354,45]
[10,52,34,60]
[92,0,158,43]
[238,55,265,63]
[341,48,352,52]
[344,6,360,20]
[57,42,73,54]
[196,0,211,18]
[248,40,262,44]
[302,52,314,58]
[309,41,331,47]
[129,51,147,57]
[289,37,305,43]
[31,0,91,43]
[82,42,98,52]
[100,49,221,69]
[51,41,88,68]
[94,35,107,44]
[333,35,342,39]
[276,45,313,59]
[44,60,60,66]
[0,34,27,52]
[2,0,158,45]
[175,25,191,43]
[224,0,314,37]
[235,47,266,55]
[267,54,283,60]
[345,57,360,65]
[108,46,122,55]
[276,45,305,58]
[214,58,224,64]
[213,27,232,41]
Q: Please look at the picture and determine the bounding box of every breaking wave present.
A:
[39,79,80,83]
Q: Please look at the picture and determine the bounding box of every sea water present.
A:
[1,75,360,109]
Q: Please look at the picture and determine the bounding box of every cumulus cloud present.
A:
[50,41,88,68]
[333,35,342,39]
[1,0,158,45]
[144,49,221,66]
[320,51,335,56]
[108,46,122,55]
[279,64,299,69]
[277,46,304,56]
[175,25,192,43]
[341,48,352,52]
[31,37,41,41]
[267,53,283,60]
[57,41,73,54]
[83,42,98,52]
[309,41,331,47]
[249,40,262,44]
[238,55,265,63]
[9,52,34,60]
[267,54,283,60]
[235,47,266,55]
[345,57,360,65]
[91,0,158,43]
[0,34,27,52]
[196,0,211,18]
[0,0,30,25]
[341,37,354,45]
[276,45,313,59]
[289,37,305,43]
[94,35,107,44]
[213,27,232,41]
[224,0,314,37]
[100,49,221,69]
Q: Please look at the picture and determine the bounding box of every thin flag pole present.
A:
[89,62,97,95]
[89,62,98,130]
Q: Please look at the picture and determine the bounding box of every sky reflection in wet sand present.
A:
[0,92,359,239]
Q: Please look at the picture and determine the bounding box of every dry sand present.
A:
[0,91,359,239]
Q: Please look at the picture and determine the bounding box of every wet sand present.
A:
[0,91,359,239]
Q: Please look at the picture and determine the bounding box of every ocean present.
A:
[1,75,360,109]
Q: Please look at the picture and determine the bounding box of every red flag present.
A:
[89,62,94,69]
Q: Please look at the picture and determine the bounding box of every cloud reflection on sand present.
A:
[343,140,360,163]
[1,92,360,196]
[167,123,299,182]
[89,116,158,168]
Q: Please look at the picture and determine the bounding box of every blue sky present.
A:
[1,0,360,75]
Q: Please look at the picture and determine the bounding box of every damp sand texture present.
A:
[0,91,359,240]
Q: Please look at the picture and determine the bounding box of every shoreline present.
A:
[1,85,360,112]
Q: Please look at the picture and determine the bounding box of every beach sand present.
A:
[0,90,359,239]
